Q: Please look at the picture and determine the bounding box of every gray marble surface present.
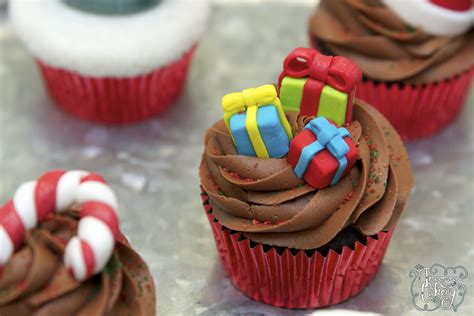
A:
[0,2,473,316]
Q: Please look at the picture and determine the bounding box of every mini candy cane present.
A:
[0,170,120,281]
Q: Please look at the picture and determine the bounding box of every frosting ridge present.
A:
[309,0,473,83]
[0,211,155,316]
[199,100,413,250]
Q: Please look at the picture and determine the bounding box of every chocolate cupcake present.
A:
[0,170,155,315]
[199,95,413,308]
[310,0,473,140]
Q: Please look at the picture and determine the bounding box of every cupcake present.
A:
[0,170,155,315]
[9,0,209,124]
[199,80,413,306]
[309,0,473,141]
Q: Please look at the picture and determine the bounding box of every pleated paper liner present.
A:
[36,46,196,124]
[200,190,393,309]
[356,69,473,141]
[311,38,473,141]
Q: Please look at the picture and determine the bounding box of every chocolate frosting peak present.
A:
[309,0,473,83]
[199,100,413,250]
[0,211,155,316]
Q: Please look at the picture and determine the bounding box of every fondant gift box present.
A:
[287,116,358,189]
[222,85,293,158]
[278,47,362,126]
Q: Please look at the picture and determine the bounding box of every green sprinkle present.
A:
[370,149,379,160]
[104,257,123,275]
[374,175,380,183]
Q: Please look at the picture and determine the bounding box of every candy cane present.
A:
[0,170,120,281]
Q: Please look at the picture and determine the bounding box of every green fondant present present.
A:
[278,48,362,126]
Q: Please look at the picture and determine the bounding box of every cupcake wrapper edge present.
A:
[200,189,393,309]
[356,69,473,141]
[37,46,196,124]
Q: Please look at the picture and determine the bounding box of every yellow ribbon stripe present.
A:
[221,84,293,158]
[245,104,269,158]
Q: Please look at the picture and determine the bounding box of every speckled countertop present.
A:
[0,2,473,316]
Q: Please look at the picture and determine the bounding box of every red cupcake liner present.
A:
[200,190,393,309]
[36,46,196,124]
[310,39,473,141]
[356,69,473,141]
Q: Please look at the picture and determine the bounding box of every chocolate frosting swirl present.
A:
[199,100,413,250]
[309,0,473,83]
[0,211,155,316]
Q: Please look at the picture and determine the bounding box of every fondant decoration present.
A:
[278,47,362,126]
[382,0,474,36]
[63,0,159,15]
[222,84,293,158]
[287,117,358,189]
[0,170,119,281]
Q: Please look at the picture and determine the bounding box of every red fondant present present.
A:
[287,121,358,189]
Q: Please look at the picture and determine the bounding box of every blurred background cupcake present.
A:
[0,170,156,315]
[310,0,473,141]
[9,0,209,124]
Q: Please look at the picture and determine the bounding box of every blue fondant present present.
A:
[229,105,290,158]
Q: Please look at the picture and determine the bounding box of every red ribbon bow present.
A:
[278,47,362,92]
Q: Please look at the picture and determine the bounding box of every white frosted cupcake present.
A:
[10,0,209,124]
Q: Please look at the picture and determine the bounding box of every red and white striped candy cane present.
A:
[0,170,120,281]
